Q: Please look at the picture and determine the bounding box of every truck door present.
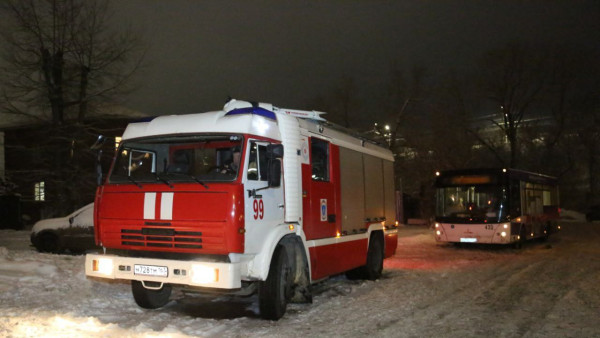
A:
[243,140,284,253]
[306,137,339,240]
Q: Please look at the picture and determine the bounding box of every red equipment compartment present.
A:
[309,237,368,280]
[384,231,398,258]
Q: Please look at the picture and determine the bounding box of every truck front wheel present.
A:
[131,280,172,309]
[258,245,291,320]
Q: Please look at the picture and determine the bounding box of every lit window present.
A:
[34,181,45,201]
[311,138,330,181]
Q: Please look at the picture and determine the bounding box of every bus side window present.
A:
[509,179,521,217]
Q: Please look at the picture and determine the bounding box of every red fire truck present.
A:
[85,99,398,320]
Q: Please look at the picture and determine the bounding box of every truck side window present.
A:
[247,141,268,181]
[311,138,329,181]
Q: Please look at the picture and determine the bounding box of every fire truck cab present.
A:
[85,99,398,320]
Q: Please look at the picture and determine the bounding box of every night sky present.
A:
[114,1,599,124]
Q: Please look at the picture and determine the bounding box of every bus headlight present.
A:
[436,230,442,236]
[92,258,114,276]
[191,264,219,284]
[500,231,507,237]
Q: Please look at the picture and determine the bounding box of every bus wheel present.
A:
[542,224,550,241]
[259,245,291,320]
[131,281,172,309]
[514,228,526,249]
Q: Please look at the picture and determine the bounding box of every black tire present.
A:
[344,266,364,280]
[259,245,291,320]
[541,224,550,241]
[36,232,62,253]
[364,235,384,280]
[345,233,384,281]
[513,226,526,249]
[131,280,172,309]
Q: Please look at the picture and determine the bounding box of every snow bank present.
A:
[1,222,599,337]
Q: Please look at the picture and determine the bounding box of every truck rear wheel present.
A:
[259,245,291,320]
[131,281,172,309]
[345,233,383,280]
[364,234,384,280]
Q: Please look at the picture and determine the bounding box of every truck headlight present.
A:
[92,258,114,276]
[191,264,219,284]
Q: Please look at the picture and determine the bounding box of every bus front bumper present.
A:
[434,223,515,244]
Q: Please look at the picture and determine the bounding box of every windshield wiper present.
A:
[187,174,209,189]
[155,173,174,188]
[167,172,209,189]
[127,175,143,189]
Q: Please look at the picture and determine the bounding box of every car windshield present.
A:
[109,134,243,185]
[435,185,507,223]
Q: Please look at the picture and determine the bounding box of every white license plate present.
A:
[460,238,477,243]
[134,264,168,277]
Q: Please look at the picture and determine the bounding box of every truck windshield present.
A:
[435,185,507,223]
[109,134,243,185]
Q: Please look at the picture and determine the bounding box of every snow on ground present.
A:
[1,219,599,337]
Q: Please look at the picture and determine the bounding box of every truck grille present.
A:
[120,228,203,249]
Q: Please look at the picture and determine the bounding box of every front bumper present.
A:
[85,253,242,289]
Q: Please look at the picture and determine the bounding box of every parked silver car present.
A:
[30,203,96,254]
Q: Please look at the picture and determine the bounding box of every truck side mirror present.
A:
[268,159,281,187]
[266,144,283,159]
[95,154,104,186]
[91,135,107,186]
[91,135,106,150]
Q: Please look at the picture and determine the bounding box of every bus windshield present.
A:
[109,134,243,185]
[435,185,506,223]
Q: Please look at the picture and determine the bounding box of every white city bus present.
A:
[434,168,560,246]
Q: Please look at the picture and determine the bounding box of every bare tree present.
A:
[0,0,145,125]
[309,75,359,128]
[428,71,481,169]
[0,0,145,215]
[476,42,547,167]
[385,66,426,151]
